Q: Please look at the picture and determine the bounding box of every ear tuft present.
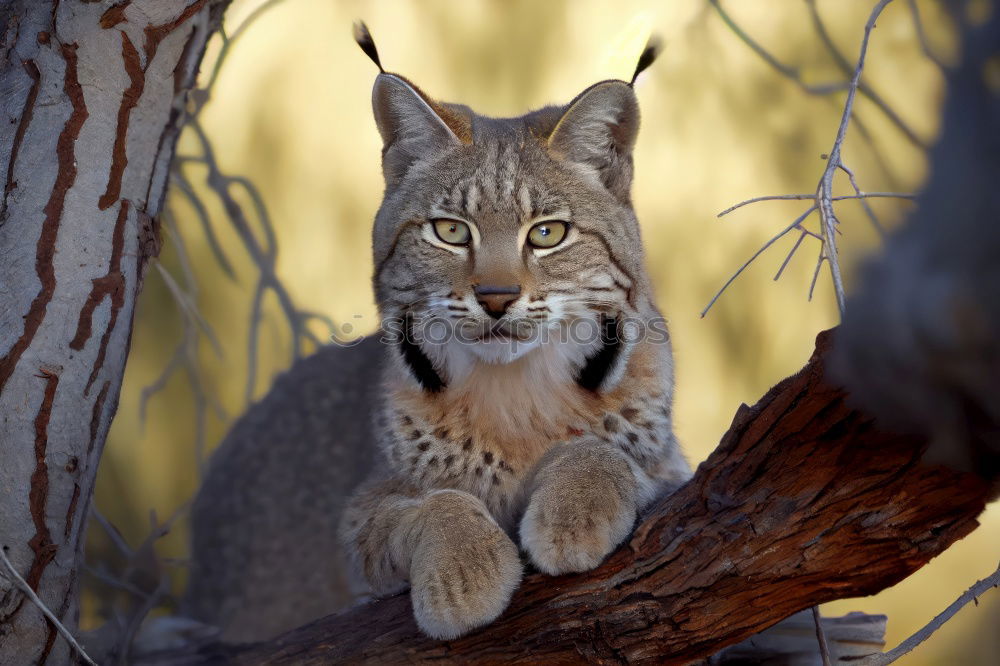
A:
[630,36,662,86]
[353,20,384,72]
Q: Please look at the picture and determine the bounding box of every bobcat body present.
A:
[185,33,690,642]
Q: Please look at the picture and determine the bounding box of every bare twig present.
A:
[170,170,237,279]
[92,506,134,559]
[184,118,323,402]
[815,0,896,317]
[808,251,826,301]
[711,0,926,149]
[700,206,816,317]
[812,605,833,666]
[0,548,99,666]
[155,262,224,356]
[708,0,847,94]
[143,215,227,470]
[805,0,927,150]
[838,163,886,237]
[774,228,809,281]
[908,0,948,71]
[706,2,902,318]
[718,192,914,217]
[859,562,1000,665]
[84,564,153,601]
[200,0,289,102]
[117,577,170,666]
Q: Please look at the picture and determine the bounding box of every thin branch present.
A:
[700,206,816,317]
[815,0,896,317]
[201,0,289,100]
[812,605,833,666]
[838,163,886,238]
[0,548,99,666]
[805,0,927,150]
[155,262,224,357]
[170,170,236,280]
[117,577,170,666]
[92,507,134,559]
[859,562,1000,665]
[711,0,927,151]
[83,564,152,601]
[718,192,914,217]
[142,215,226,469]
[774,228,809,281]
[228,175,277,258]
[908,0,948,71]
[707,1,904,317]
[184,118,320,401]
[808,251,826,301]
[708,0,847,95]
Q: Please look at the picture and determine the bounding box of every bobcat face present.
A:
[370,73,654,390]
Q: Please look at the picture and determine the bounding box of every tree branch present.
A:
[0,548,97,666]
[860,562,1000,665]
[159,329,992,665]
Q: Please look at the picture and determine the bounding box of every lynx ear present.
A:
[372,73,462,186]
[547,81,640,202]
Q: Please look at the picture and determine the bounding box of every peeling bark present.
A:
[168,330,990,665]
[0,1,229,662]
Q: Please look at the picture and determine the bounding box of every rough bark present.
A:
[161,329,991,665]
[0,2,228,663]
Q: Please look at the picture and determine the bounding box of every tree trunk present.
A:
[157,330,992,665]
[0,2,227,662]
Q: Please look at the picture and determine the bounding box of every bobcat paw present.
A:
[519,479,636,576]
[410,490,522,639]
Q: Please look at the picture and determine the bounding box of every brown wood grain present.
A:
[167,329,989,664]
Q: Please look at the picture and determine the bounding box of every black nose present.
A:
[473,284,521,320]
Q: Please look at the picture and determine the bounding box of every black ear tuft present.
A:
[630,36,662,86]
[353,20,384,73]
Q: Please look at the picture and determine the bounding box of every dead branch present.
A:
[816,0,895,315]
[804,0,926,151]
[907,0,949,71]
[1,548,97,666]
[709,0,926,149]
[717,192,914,217]
[811,606,833,666]
[703,0,906,318]
[860,562,1000,665]
[157,329,992,665]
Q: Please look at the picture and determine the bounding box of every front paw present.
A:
[519,476,636,576]
[410,491,522,640]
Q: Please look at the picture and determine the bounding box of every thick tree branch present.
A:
[162,329,991,665]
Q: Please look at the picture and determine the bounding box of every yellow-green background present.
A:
[89,1,999,662]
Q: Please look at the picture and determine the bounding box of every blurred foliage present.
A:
[85,1,999,663]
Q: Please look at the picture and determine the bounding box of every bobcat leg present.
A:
[341,481,523,639]
[519,439,644,575]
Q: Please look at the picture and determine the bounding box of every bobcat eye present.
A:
[527,221,568,249]
[432,219,471,246]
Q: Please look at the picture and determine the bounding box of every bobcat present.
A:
[183,25,690,643]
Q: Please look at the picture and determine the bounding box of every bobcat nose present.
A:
[473,284,521,320]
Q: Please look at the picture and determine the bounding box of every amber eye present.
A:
[432,219,471,246]
[527,221,568,249]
